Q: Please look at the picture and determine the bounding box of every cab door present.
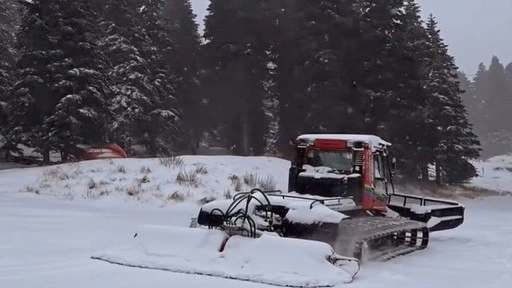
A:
[373,152,390,203]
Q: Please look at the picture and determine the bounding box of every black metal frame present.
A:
[387,192,465,232]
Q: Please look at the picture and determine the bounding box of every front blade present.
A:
[91,225,355,287]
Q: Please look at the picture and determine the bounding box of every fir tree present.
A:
[6,0,60,162]
[202,0,275,155]
[375,1,438,179]
[506,62,512,102]
[6,0,112,162]
[139,0,179,156]
[486,56,511,132]
[475,57,512,158]
[0,0,21,149]
[161,0,202,152]
[43,0,113,160]
[472,63,489,130]
[424,14,480,183]
[0,0,20,106]
[505,62,512,83]
[98,0,166,155]
[458,71,481,133]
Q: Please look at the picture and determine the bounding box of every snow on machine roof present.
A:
[296,134,391,151]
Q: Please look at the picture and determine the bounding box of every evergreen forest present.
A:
[2,0,509,185]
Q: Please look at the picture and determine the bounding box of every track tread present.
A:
[335,217,429,262]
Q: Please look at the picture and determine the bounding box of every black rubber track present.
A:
[333,217,430,262]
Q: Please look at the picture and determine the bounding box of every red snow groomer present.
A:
[194,135,465,271]
[92,134,465,286]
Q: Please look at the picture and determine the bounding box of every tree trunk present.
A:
[435,162,442,185]
[421,165,429,181]
[43,149,50,164]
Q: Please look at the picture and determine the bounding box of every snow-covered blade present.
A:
[91,225,356,287]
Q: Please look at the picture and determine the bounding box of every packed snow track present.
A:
[1,193,511,288]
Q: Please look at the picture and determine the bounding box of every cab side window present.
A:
[374,154,385,179]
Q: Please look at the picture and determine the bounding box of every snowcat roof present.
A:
[296,134,391,151]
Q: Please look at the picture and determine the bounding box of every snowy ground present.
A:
[1,155,511,288]
[469,155,512,193]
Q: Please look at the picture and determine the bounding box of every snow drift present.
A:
[91,225,355,287]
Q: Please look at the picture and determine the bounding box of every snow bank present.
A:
[0,156,290,206]
[91,225,354,287]
[469,155,512,193]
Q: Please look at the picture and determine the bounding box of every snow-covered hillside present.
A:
[0,156,290,206]
[1,154,512,288]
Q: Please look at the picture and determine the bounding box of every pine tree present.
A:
[0,0,20,141]
[43,0,113,160]
[458,71,481,133]
[0,0,20,106]
[376,1,439,179]
[486,56,511,132]
[98,0,169,155]
[505,62,512,83]
[506,62,512,105]
[475,57,512,158]
[138,0,179,156]
[161,0,203,152]
[202,0,275,155]
[424,14,480,184]
[6,0,112,162]
[291,0,358,133]
[5,0,59,161]
[472,63,489,128]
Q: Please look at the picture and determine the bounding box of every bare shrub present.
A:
[224,188,232,199]
[88,179,97,189]
[257,175,277,191]
[140,166,152,174]
[127,184,142,196]
[169,191,185,202]
[116,165,126,173]
[82,188,109,200]
[99,179,110,186]
[39,183,51,189]
[176,170,200,187]
[194,164,208,175]
[159,155,185,168]
[228,174,239,184]
[99,189,110,197]
[243,172,258,187]
[82,189,95,199]
[24,185,39,194]
[228,175,242,191]
[44,167,70,181]
[138,174,150,184]
[198,196,216,205]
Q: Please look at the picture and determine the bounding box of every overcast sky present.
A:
[190,0,512,75]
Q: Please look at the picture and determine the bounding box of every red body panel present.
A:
[361,147,388,212]
[314,139,347,150]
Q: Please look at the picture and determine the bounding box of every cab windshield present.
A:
[305,149,353,172]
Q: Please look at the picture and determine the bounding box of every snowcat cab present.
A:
[288,134,465,232]
[288,134,394,214]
